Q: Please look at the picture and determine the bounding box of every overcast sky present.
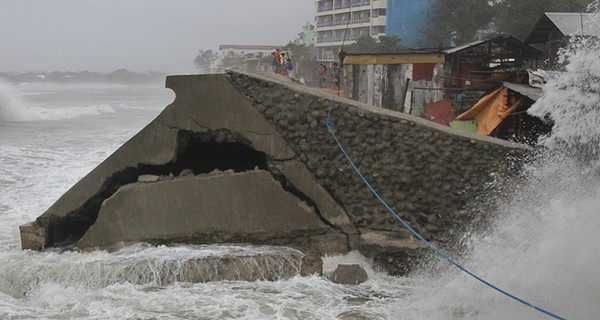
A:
[0,0,315,73]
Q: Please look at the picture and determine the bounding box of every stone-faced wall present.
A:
[227,70,525,237]
[20,70,528,276]
[226,70,527,273]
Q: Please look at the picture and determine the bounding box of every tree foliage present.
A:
[425,0,495,45]
[194,49,218,73]
[495,0,591,40]
[283,42,315,60]
[378,35,405,53]
[427,0,592,45]
[220,52,243,71]
[346,35,379,53]
[345,35,405,54]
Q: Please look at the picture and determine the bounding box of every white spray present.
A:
[407,10,600,320]
[0,80,32,122]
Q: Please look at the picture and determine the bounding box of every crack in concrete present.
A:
[266,167,351,241]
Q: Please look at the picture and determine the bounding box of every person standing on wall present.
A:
[317,64,327,88]
[286,58,294,79]
[272,48,282,74]
[331,62,340,90]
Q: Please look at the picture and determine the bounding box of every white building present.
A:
[315,0,387,62]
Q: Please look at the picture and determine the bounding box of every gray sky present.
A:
[0,0,315,73]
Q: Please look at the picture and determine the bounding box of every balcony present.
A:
[333,34,357,42]
[318,4,334,12]
[319,16,369,28]
[318,54,337,61]
[350,17,371,24]
[318,53,336,61]
[320,0,369,12]
[317,20,334,27]
[351,0,370,6]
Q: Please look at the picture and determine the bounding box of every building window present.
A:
[371,26,385,34]
[351,0,370,6]
[318,0,334,12]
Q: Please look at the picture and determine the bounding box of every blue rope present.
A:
[323,98,569,320]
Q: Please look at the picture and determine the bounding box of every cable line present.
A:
[323,97,569,320]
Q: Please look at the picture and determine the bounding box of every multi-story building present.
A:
[315,0,435,62]
[315,0,387,61]
[295,22,316,47]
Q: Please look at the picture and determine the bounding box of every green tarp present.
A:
[449,120,477,133]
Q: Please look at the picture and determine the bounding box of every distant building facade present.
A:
[295,22,316,46]
[314,0,437,62]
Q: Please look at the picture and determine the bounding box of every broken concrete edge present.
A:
[17,177,417,277]
[19,222,47,251]
[25,121,182,248]
[277,160,358,234]
[164,73,295,160]
[69,169,355,275]
[75,170,341,242]
[22,72,347,250]
[21,158,354,253]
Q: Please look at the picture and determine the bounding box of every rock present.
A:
[179,168,194,177]
[138,174,159,182]
[329,264,368,285]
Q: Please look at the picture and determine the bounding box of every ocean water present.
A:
[1,35,599,319]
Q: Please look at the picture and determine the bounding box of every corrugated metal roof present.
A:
[547,12,600,36]
[526,13,600,43]
[503,82,543,101]
[442,35,542,58]
[443,39,488,54]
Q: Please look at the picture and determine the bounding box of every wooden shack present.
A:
[340,35,543,117]
[341,52,445,116]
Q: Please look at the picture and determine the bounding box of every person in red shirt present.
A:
[317,64,327,88]
[272,49,282,74]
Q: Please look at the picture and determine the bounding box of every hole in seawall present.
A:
[43,129,269,248]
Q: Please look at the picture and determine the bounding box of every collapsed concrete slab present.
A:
[20,69,529,276]
[78,170,330,249]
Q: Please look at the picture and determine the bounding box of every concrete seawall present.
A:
[20,70,528,275]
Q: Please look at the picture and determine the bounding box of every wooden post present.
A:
[401,78,410,112]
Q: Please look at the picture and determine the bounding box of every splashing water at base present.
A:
[404,21,600,320]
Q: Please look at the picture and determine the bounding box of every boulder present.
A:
[330,264,368,285]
